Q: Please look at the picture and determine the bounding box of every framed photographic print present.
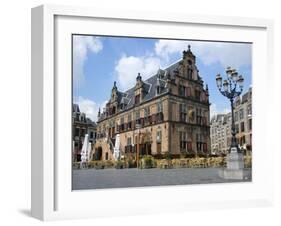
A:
[31,4,274,221]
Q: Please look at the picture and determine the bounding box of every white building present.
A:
[210,87,252,155]
[210,113,231,155]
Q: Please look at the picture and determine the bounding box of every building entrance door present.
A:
[77,154,81,162]
[157,143,161,154]
[95,147,102,160]
[145,143,152,155]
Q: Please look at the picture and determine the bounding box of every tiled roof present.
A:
[98,47,206,122]
[210,114,227,124]
[86,118,97,127]
[72,104,96,128]
[100,60,181,117]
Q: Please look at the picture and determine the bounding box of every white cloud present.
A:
[73,36,103,87]
[114,39,251,92]
[155,40,187,61]
[115,55,161,90]
[210,103,230,119]
[154,40,251,69]
[76,96,107,122]
[191,42,251,69]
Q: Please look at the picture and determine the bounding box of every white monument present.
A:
[80,134,91,169]
[219,147,247,179]
[113,134,121,160]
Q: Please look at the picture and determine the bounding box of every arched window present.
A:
[187,65,193,80]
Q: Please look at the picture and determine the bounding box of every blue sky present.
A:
[73,35,252,122]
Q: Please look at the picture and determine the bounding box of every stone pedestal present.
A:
[219,147,247,180]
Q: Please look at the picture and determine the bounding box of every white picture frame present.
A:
[31,4,274,221]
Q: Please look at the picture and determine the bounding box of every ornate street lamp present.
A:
[216,67,244,153]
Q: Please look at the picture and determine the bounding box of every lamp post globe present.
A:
[216,74,222,88]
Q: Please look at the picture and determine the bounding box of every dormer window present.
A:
[187,66,193,80]
[135,94,140,105]
[156,75,161,95]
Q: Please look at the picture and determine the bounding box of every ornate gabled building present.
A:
[93,46,211,161]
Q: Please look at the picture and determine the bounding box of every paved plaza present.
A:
[72,168,252,190]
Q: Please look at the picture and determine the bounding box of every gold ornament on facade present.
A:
[188,109,195,121]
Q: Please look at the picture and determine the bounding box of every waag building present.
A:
[93,46,211,161]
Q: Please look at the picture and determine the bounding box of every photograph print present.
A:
[72,35,252,190]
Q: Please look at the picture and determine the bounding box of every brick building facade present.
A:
[93,46,211,161]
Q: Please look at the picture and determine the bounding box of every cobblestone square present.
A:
[72,168,251,190]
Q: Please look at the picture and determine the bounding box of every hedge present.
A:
[73,156,252,169]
